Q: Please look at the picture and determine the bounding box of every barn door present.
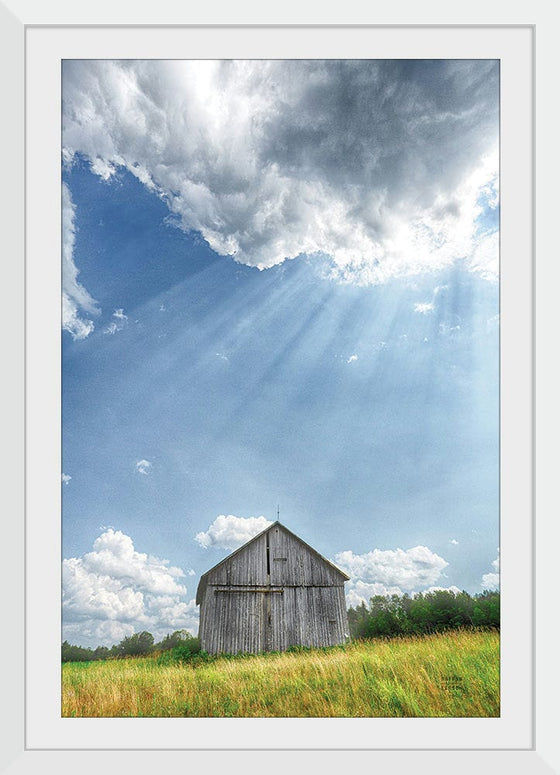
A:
[210,589,269,654]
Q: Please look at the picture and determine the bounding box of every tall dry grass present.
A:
[62,629,499,718]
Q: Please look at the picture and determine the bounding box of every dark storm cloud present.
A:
[62,58,499,329]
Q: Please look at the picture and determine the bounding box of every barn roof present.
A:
[195,521,349,605]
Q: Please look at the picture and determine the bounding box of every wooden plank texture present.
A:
[198,523,350,654]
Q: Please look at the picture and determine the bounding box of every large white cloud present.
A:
[335,545,449,607]
[343,580,405,609]
[62,529,198,647]
[195,514,273,550]
[62,59,499,292]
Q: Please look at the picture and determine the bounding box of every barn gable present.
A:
[196,521,349,604]
[196,521,350,654]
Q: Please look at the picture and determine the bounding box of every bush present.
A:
[172,637,202,662]
[154,630,195,651]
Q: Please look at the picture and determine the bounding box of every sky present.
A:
[61,59,500,648]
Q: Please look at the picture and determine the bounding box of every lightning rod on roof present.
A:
[277,504,280,522]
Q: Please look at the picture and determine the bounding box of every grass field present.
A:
[61,629,499,718]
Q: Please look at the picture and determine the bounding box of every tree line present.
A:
[347,589,499,640]
[62,629,200,663]
[62,589,499,662]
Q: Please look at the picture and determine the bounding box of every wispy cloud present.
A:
[135,459,152,476]
[104,308,128,335]
[414,302,434,314]
[62,182,99,339]
[61,473,72,485]
[467,230,499,282]
[439,322,461,336]
[414,283,448,315]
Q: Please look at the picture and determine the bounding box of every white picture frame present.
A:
[2,1,556,772]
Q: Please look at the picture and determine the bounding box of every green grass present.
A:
[61,629,499,718]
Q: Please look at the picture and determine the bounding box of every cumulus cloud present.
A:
[423,585,463,595]
[347,354,358,363]
[62,59,499,288]
[481,550,500,590]
[344,580,405,609]
[335,545,449,606]
[62,182,99,339]
[62,529,198,647]
[135,459,152,475]
[450,538,459,545]
[335,546,448,590]
[195,514,273,550]
[61,473,72,485]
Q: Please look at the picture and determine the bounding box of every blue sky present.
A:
[61,59,500,647]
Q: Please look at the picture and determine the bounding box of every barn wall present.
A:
[268,525,346,587]
[199,588,268,655]
[199,583,349,654]
[206,532,269,587]
[269,586,349,650]
[198,524,350,655]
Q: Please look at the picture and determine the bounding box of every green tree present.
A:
[154,629,194,651]
[61,640,94,662]
[347,601,370,639]
[92,645,110,661]
[347,590,499,642]
[472,590,500,627]
[117,631,155,656]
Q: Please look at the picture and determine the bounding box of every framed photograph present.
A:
[3,1,556,772]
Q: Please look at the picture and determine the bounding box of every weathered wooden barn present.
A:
[196,521,350,655]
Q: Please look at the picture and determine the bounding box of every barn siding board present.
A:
[197,522,350,654]
[208,533,269,587]
[268,526,343,588]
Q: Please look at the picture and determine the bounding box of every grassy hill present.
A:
[62,629,499,718]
